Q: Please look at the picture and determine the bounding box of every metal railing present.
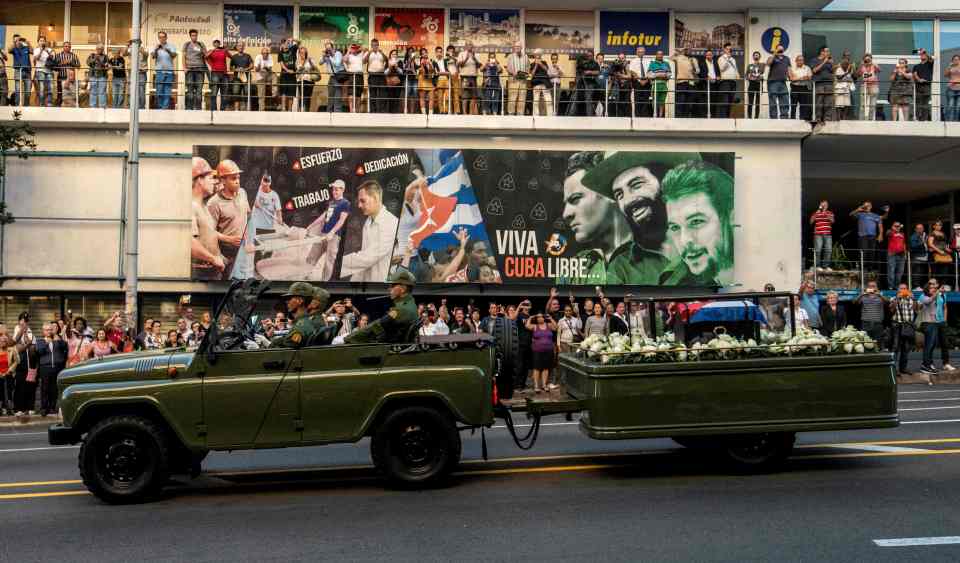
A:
[808,246,960,291]
[3,64,959,123]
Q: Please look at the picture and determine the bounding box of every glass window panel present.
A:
[871,19,933,56]
[0,1,65,46]
[71,1,106,45]
[107,2,132,46]
[802,18,865,64]
[942,21,960,68]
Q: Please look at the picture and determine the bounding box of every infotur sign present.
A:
[599,11,669,55]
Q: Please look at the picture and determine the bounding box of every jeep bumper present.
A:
[48,424,81,445]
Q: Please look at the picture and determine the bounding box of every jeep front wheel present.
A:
[79,415,172,504]
[371,406,461,487]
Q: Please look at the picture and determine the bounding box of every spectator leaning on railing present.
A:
[913,48,934,122]
[946,55,960,122]
[9,35,32,106]
[809,199,834,271]
[151,31,177,110]
[788,54,812,121]
[87,44,109,108]
[886,221,907,290]
[855,54,881,121]
[183,29,208,110]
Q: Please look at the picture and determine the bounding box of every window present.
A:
[0,1,65,46]
[107,2,132,46]
[70,1,106,45]
[870,19,933,56]
[941,20,960,69]
[802,18,865,63]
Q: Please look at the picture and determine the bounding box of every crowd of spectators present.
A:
[5,32,958,121]
[0,304,214,419]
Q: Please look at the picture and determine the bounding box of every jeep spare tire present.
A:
[79,415,172,504]
[371,406,461,487]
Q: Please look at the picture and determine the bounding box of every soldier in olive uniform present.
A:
[306,286,331,327]
[342,270,418,344]
[271,282,317,348]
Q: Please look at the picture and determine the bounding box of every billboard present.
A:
[223,4,294,51]
[146,2,221,49]
[524,11,594,55]
[598,11,669,56]
[300,6,369,52]
[448,9,521,53]
[373,8,445,52]
[191,147,734,288]
[675,13,745,56]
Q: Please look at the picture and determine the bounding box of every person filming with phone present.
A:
[849,201,888,272]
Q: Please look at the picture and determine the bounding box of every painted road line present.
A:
[899,390,960,395]
[901,406,960,411]
[903,419,960,424]
[0,491,90,501]
[834,444,931,453]
[797,448,960,460]
[797,437,960,448]
[0,432,48,438]
[899,398,960,403]
[874,536,960,547]
[0,479,82,489]
[0,445,78,454]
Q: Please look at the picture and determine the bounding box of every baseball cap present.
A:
[330,179,346,190]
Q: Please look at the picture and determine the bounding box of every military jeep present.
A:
[49,280,496,504]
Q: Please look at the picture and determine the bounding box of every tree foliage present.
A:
[0,112,37,225]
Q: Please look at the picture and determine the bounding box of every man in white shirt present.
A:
[340,181,398,282]
[365,39,388,113]
[716,42,740,118]
[506,43,529,116]
[32,36,54,107]
[419,309,450,336]
[556,304,582,353]
[253,46,273,111]
[628,47,652,117]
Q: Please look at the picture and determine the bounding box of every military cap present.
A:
[311,286,331,308]
[581,152,702,200]
[387,269,416,288]
[282,281,315,298]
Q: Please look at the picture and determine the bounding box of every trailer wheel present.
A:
[721,432,795,471]
[371,406,461,488]
[79,415,172,504]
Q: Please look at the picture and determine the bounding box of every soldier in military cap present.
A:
[271,282,317,348]
[341,270,418,344]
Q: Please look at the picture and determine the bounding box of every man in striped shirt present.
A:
[809,200,834,271]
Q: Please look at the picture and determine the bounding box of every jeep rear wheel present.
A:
[371,406,461,487]
[79,415,171,504]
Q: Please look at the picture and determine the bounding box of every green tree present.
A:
[0,112,37,225]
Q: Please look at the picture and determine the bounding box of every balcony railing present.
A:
[4,64,959,123]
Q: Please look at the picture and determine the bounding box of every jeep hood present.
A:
[58,349,186,386]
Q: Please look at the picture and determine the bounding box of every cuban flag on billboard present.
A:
[405,149,501,283]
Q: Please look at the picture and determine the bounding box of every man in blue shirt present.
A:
[307,179,351,280]
[150,31,177,109]
[8,35,32,106]
[798,281,821,331]
[849,200,888,272]
[809,46,834,122]
[322,42,345,112]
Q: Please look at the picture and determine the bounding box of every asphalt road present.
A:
[4,386,960,562]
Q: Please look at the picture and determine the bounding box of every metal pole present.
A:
[907,251,912,289]
[123,0,142,328]
[860,249,865,290]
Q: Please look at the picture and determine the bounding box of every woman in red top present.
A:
[0,335,19,415]
[886,221,907,290]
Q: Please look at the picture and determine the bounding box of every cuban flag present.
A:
[409,150,489,253]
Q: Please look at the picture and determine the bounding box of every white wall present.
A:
[1,123,802,294]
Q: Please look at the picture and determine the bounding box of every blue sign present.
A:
[224,4,294,52]
[761,27,790,54]
[599,11,669,56]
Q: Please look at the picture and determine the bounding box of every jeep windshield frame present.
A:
[198,279,272,360]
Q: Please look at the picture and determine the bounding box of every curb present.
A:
[0,416,61,429]
[897,371,960,385]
